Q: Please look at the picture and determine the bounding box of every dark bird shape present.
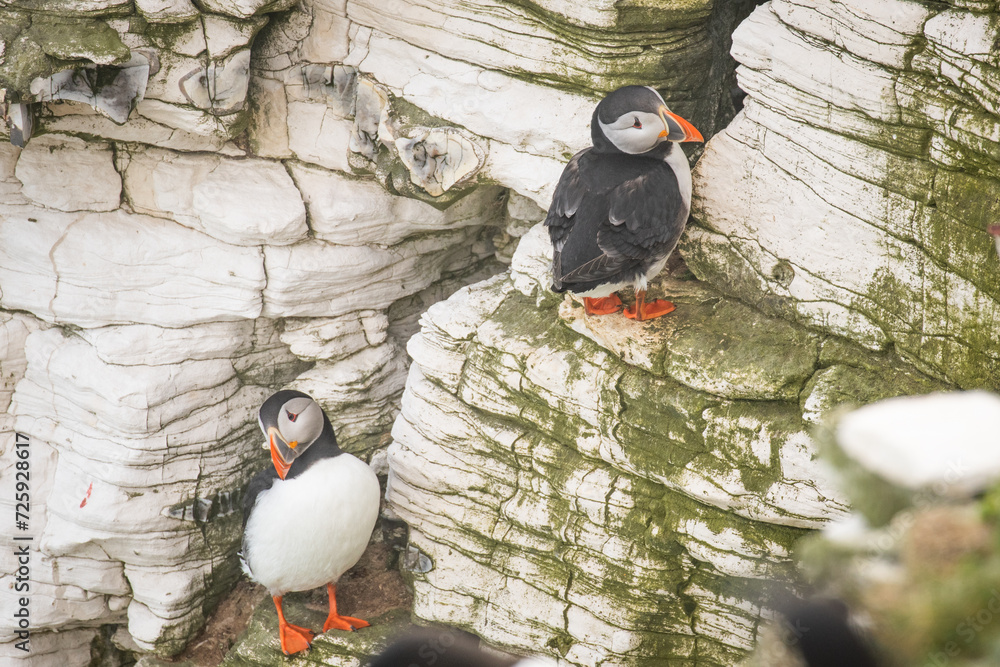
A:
[545,85,703,320]
[369,630,556,667]
[241,389,380,655]
[778,597,879,667]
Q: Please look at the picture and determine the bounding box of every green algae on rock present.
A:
[223,605,414,667]
[385,223,955,664]
[686,0,1000,390]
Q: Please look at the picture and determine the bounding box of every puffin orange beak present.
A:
[658,106,703,143]
[268,427,292,480]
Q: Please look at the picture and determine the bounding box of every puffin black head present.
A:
[258,390,327,480]
[591,85,703,155]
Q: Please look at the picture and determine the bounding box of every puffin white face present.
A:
[598,110,669,155]
[276,397,324,451]
[596,85,703,155]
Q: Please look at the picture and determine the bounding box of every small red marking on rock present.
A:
[80,482,93,508]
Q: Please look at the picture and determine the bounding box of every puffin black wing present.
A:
[603,163,686,253]
[545,148,587,251]
[545,150,686,294]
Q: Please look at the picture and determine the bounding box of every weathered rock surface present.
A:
[0,204,266,328]
[347,0,753,139]
[5,0,993,664]
[385,225,949,664]
[0,1,521,654]
[685,0,1000,390]
[0,0,279,152]
[224,603,412,667]
[14,133,121,212]
[0,319,308,655]
[30,53,151,124]
[122,147,308,246]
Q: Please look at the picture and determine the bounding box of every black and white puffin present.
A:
[545,85,704,320]
[241,389,380,655]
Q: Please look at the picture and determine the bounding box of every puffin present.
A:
[369,630,558,667]
[545,85,704,320]
[241,389,381,655]
[777,597,879,667]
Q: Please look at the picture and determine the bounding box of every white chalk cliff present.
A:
[0,0,996,665]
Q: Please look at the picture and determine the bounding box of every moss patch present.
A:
[26,15,130,64]
[223,604,414,667]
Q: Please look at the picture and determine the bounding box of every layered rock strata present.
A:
[685,0,1000,390]
[8,0,990,665]
[0,2,501,661]
[1,0,761,662]
[0,129,503,662]
[385,225,949,665]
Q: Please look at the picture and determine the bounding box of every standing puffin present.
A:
[545,85,704,320]
[241,389,380,655]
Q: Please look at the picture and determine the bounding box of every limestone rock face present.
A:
[347,0,751,139]
[385,225,949,664]
[121,147,308,246]
[0,157,502,664]
[30,53,151,124]
[6,0,986,664]
[0,204,266,328]
[685,0,1000,389]
[0,1,280,153]
[15,134,121,212]
[0,2,519,661]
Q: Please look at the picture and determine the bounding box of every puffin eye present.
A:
[286,410,298,423]
[632,117,642,129]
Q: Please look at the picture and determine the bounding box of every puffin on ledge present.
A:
[545,85,704,320]
[241,389,380,655]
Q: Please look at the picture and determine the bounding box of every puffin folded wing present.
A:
[544,149,588,251]
[555,248,631,288]
[604,163,686,251]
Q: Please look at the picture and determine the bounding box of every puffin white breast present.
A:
[243,454,380,596]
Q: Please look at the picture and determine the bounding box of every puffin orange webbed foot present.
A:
[583,295,623,315]
[625,299,675,320]
[273,595,315,655]
[323,614,370,633]
[278,622,315,655]
[321,583,369,633]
